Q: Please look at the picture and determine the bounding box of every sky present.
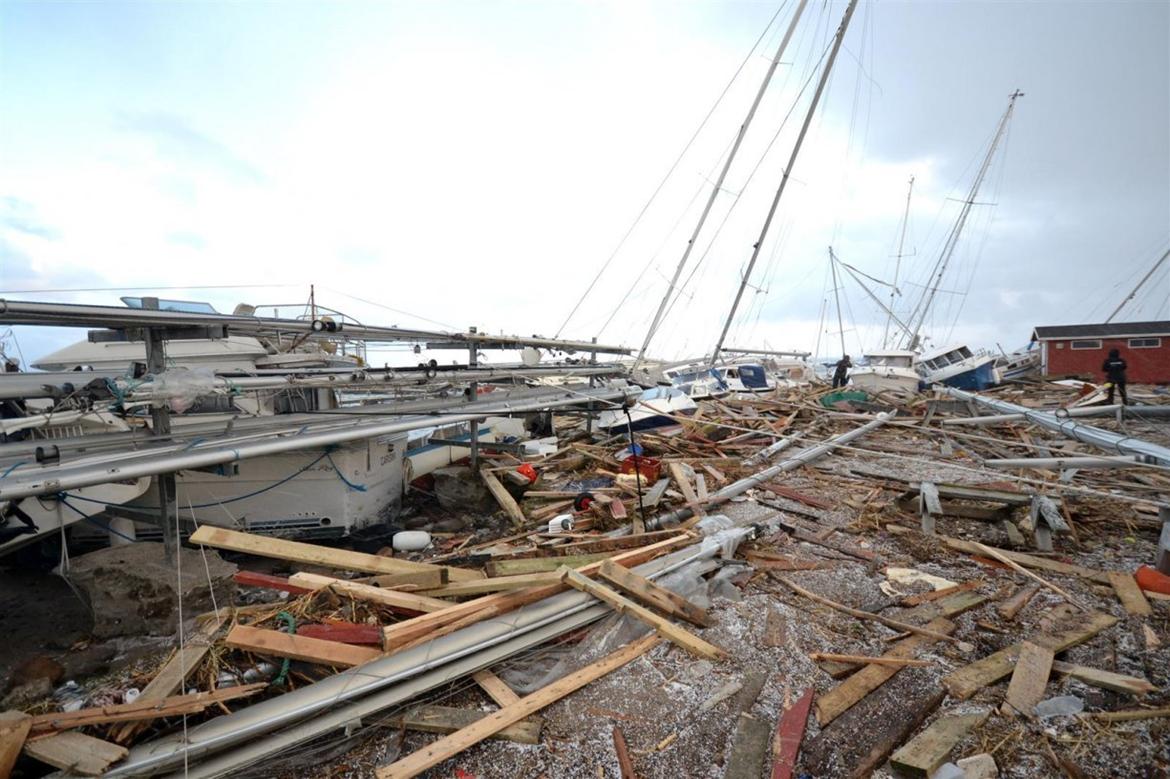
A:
[1,0,1168,368]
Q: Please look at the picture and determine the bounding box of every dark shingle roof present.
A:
[1032,321,1170,340]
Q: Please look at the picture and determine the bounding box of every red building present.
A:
[1032,321,1170,384]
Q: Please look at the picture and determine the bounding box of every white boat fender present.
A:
[391,530,432,552]
[548,515,574,533]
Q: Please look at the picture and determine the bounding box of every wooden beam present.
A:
[0,712,31,779]
[226,624,381,667]
[998,583,1041,621]
[1108,571,1153,616]
[814,618,955,726]
[233,570,316,595]
[485,553,610,577]
[889,711,990,778]
[971,541,1088,612]
[1050,661,1156,696]
[417,572,562,599]
[23,732,127,776]
[481,468,527,527]
[1002,641,1054,717]
[943,611,1118,700]
[552,530,686,556]
[770,688,813,779]
[597,559,711,627]
[668,462,704,517]
[559,567,726,660]
[189,525,482,581]
[808,653,932,668]
[387,704,542,745]
[296,622,384,646]
[472,671,520,707]
[613,725,637,779]
[368,569,448,590]
[375,635,661,779]
[1086,706,1170,723]
[288,572,451,613]
[28,685,266,735]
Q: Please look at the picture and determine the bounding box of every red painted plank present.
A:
[771,687,814,779]
[233,570,315,595]
[296,622,384,646]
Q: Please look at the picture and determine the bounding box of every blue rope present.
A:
[1,461,27,479]
[58,496,139,543]
[324,452,367,492]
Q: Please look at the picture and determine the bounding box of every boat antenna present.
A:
[1104,247,1170,323]
[710,0,861,366]
[635,0,811,368]
[903,90,1023,351]
[882,175,914,348]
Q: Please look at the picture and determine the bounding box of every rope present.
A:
[270,611,297,688]
[57,496,139,543]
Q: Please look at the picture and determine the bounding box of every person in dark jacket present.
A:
[832,355,852,389]
[1102,348,1128,405]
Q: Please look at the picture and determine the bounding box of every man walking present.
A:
[1102,348,1128,405]
[832,355,852,389]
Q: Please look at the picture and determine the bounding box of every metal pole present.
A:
[1105,247,1170,323]
[142,297,177,563]
[711,0,860,365]
[468,326,479,469]
[587,336,597,436]
[829,247,847,358]
[883,175,914,348]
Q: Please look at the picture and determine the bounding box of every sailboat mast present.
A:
[882,175,914,348]
[829,247,847,357]
[1104,247,1170,323]
[635,0,810,366]
[904,90,1023,351]
[710,0,860,366]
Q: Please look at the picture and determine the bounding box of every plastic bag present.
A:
[151,367,217,412]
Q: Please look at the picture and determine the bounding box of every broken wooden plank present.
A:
[484,553,610,577]
[233,570,316,595]
[1002,641,1054,717]
[369,569,448,590]
[724,713,771,779]
[761,606,787,648]
[943,611,1118,700]
[972,541,1088,611]
[613,725,637,779]
[296,622,384,645]
[1108,571,1153,617]
[761,483,833,510]
[597,559,711,627]
[417,571,562,599]
[553,529,686,556]
[388,704,543,745]
[559,567,726,660]
[375,635,661,779]
[289,572,452,613]
[1049,661,1156,696]
[998,583,1041,621]
[668,462,704,517]
[472,670,520,707]
[901,580,982,607]
[814,617,955,725]
[643,477,671,509]
[808,652,932,668]
[226,625,381,667]
[189,525,482,581]
[480,468,527,527]
[890,710,990,778]
[1086,706,1170,722]
[770,688,813,779]
[0,711,31,779]
[29,684,266,734]
[23,731,127,776]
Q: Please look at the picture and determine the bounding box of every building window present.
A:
[1069,340,1102,350]
[1129,337,1161,348]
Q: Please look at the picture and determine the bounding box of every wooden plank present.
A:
[296,622,384,645]
[998,583,1041,621]
[375,634,661,779]
[668,462,704,517]
[485,553,610,576]
[417,571,561,598]
[1086,706,1170,722]
[288,572,451,613]
[928,531,1110,584]
[0,712,31,779]
[388,704,542,745]
[23,731,127,776]
[481,468,527,527]
[381,534,693,652]
[226,624,381,667]
[29,684,266,734]
[901,580,982,607]
[762,607,787,648]
[889,711,990,778]
[188,525,482,581]
[369,569,448,590]
[971,541,1088,611]
[643,477,671,509]
[559,567,726,660]
[233,570,316,595]
[814,617,955,725]
[472,671,520,707]
[943,611,1118,700]
[1108,571,1153,616]
[1050,661,1156,696]
[760,483,833,510]
[613,725,637,779]
[770,688,813,779]
[724,713,771,779]
[553,529,685,556]
[1002,641,1054,717]
[695,473,709,502]
[597,559,711,627]
[808,652,931,668]
[112,613,226,744]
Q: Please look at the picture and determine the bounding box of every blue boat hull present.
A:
[936,362,998,391]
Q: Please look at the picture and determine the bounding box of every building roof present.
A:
[1032,321,1170,340]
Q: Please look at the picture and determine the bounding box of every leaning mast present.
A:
[882,175,914,348]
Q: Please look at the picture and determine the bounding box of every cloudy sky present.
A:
[2,0,1167,367]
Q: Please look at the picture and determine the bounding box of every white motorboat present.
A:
[597,385,697,433]
[917,344,1001,391]
[848,350,921,395]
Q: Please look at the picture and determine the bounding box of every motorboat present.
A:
[918,344,1000,390]
[848,350,920,395]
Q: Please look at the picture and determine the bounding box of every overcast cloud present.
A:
[1,0,1167,365]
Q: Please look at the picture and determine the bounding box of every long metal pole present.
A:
[1104,247,1170,323]
[635,0,810,366]
[829,247,847,357]
[711,0,860,365]
[883,175,914,348]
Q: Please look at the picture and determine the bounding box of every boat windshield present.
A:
[121,297,220,314]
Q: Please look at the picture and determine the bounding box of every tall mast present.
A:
[1104,247,1170,323]
[882,175,914,348]
[711,0,860,366]
[904,90,1023,351]
[635,0,810,366]
[828,247,847,357]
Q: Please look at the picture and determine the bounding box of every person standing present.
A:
[1102,348,1128,405]
[832,355,852,389]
